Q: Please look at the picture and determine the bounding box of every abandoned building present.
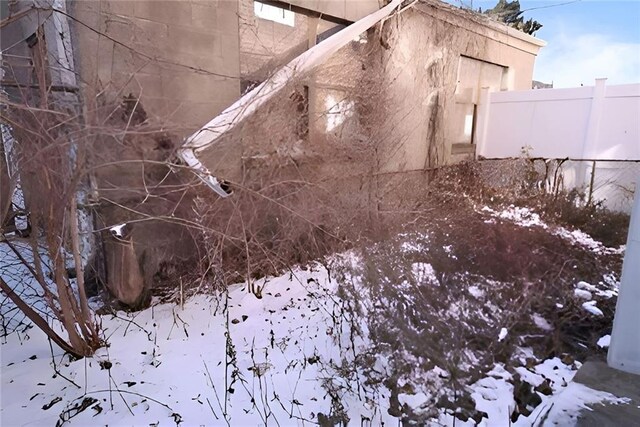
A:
[1,0,545,306]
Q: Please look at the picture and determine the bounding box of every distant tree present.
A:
[484,0,542,36]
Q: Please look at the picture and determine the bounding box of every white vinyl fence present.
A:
[476,79,640,212]
[477,79,640,160]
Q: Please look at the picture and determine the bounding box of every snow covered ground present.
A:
[0,205,631,426]
[2,263,389,426]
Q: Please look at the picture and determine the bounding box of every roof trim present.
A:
[416,0,546,49]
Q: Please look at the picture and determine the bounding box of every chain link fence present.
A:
[587,160,639,213]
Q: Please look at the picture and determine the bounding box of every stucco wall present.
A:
[66,0,246,297]
[378,1,543,172]
[283,0,381,22]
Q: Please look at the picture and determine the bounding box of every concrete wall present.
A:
[239,0,310,83]
[477,80,640,161]
[378,0,544,173]
[280,0,381,22]
[65,0,246,299]
[70,0,241,133]
[186,0,544,190]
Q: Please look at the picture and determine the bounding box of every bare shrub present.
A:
[537,189,630,247]
[190,36,409,292]
[331,161,622,424]
[435,160,630,247]
[1,88,102,356]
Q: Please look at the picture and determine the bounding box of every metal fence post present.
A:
[587,160,596,205]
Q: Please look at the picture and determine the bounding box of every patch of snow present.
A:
[597,335,611,348]
[458,358,581,427]
[602,272,620,288]
[468,285,485,299]
[468,365,514,424]
[443,245,457,259]
[398,392,429,413]
[576,281,598,292]
[595,288,617,299]
[481,205,548,228]
[534,357,580,387]
[0,262,397,426]
[401,241,427,253]
[574,288,593,300]
[532,313,554,331]
[528,383,630,425]
[462,357,629,427]
[479,205,623,255]
[498,327,508,342]
[514,347,536,364]
[554,227,623,255]
[582,300,604,316]
[411,262,439,286]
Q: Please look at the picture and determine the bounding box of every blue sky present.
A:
[447,0,640,87]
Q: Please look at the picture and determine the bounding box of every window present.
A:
[325,93,354,133]
[254,1,294,27]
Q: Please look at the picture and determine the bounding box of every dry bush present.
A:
[190,34,414,291]
[537,189,630,247]
[432,160,630,247]
[331,160,623,424]
[1,83,102,357]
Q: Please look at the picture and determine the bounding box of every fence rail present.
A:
[476,79,640,166]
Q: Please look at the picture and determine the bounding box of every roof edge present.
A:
[416,0,546,50]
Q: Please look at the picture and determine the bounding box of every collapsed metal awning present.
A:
[178,0,406,198]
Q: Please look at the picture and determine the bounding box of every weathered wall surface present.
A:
[188,1,544,214]
[283,0,381,22]
[67,0,245,301]
[239,0,309,83]
[70,0,241,132]
[379,1,543,172]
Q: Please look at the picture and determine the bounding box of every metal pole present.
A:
[587,160,596,205]
[608,177,640,375]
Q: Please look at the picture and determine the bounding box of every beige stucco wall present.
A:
[66,0,246,295]
[378,1,543,173]
[70,0,241,133]
[284,0,381,22]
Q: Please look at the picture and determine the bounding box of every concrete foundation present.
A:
[573,361,640,427]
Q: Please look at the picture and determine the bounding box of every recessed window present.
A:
[325,93,354,132]
[254,1,294,27]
